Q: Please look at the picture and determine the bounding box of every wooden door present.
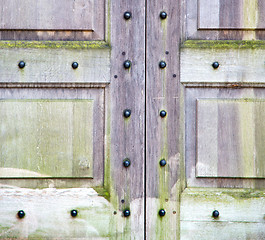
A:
[179,1,265,239]
[0,0,145,239]
[1,1,264,239]
[146,0,265,239]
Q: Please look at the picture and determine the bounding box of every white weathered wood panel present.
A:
[180,188,265,240]
[0,100,93,178]
[196,99,265,178]
[181,48,265,86]
[0,47,110,84]
[0,188,113,239]
[181,222,265,240]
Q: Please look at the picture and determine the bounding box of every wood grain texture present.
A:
[0,0,148,238]
[0,30,99,41]
[180,188,265,240]
[0,187,115,239]
[106,0,146,238]
[199,0,265,29]
[185,88,265,188]
[181,222,265,240]
[196,99,265,178]
[0,47,110,84]
[0,88,105,188]
[181,47,265,86]
[186,0,265,40]
[146,0,184,239]
[0,100,93,178]
[0,0,105,40]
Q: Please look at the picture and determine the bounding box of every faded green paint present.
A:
[181,40,265,49]
[0,41,110,49]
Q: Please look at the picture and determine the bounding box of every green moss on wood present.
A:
[182,40,265,49]
[184,188,265,200]
[93,186,110,202]
[0,41,110,49]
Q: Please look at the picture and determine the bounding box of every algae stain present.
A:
[161,18,168,51]
[243,0,258,29]
[0,41,110,49]
[93,186,110,202]
[238,101,255,177]
[182,40,265,49]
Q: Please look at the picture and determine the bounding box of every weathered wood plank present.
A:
[0,100,93,178]
[0,88,105,188]
[106,0,146,238]
[181,188,265,222]
[181,222,265,240]
[196,99,265,178]
[186,0,265,40]
[0,47,110,84]
[181,46,265,86]
[0,0,105,40]
[0,187,116,239]
[0,30,98,41]
[146,0,184,239]
[180,188,265,240]
[185,88,265,188]
[199,0,265,29]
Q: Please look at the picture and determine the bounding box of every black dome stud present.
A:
[123,209,130,217]
[160,110,167,118]
[124,12,132,20]
[72,62,79,69]
[159,159,167,167]
[123,158,131,168]
[123,109,131,118]
[212,210,219,218]
[212,62,219,69]
[159,61,167,69]
[123,60,131,69]
[18,61,26,69]
[159,209,166,217]
[71,209,78,217]
[17,210,25,219]
[160,11,167,19]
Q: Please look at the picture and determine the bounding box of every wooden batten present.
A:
[180,188,265,240]
[0,46,110,84]
[181,41,265,87]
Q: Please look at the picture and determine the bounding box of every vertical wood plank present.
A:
[196,100,218,177]
[146,0,184,239]
[219,0,243,29]
[198,0,220,29]
[106,0,145,238]
[217,102,242,177]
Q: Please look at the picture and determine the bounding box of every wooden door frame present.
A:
[145,0,185,239]
[106,0,146,238]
